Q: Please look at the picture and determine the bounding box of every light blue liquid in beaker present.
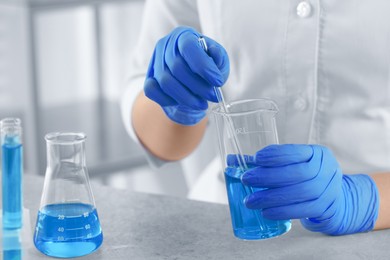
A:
[2,140,23,230]
[224,167,291,240]
[34,203,103,258]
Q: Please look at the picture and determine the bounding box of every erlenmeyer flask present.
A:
[33,132,103,258]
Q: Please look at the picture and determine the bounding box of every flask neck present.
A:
[45,133,87,168]
[46,141,86,167]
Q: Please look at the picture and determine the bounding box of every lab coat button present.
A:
[297,1,312,18]
[294,98,307,111]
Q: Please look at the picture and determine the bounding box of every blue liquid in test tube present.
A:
[1,118,23,230]
[2,229,22,259]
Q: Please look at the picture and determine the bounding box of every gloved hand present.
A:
[236,144,379,235]
[144,26,230,125]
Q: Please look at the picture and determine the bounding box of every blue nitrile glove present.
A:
[144,26,230,125]
[235,144,379,235]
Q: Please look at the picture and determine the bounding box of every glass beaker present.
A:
[212,99,291,240]
[33,132,103,258]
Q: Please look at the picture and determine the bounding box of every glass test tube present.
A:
[1,118,23,229]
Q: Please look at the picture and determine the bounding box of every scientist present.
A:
[121,0,390,236]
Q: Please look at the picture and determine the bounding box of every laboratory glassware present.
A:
[212,99,291,240]
[33,132,103,258]
[1,118,23,229]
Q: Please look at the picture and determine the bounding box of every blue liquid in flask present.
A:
[224,167,291,240]
[34,203,103,258]
[2,139,23,229]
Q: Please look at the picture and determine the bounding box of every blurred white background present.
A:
[0,0,189,198]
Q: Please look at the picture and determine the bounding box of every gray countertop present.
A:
[3,174,390,260]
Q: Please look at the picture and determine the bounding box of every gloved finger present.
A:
[226,154,257,168]
[300,206,339,233]
[177,33,225,86]
[162,105,207,126]
[258,172,342,220]
[165,47,218,102]
[244,167,340,209]
[241,146,323,187]
[261,201,321,220]
[153,39,208,111]
[144,78,177,106]
[202,36,230,82]
[254,144,314,167]
[300,197,342,233]
[158,72,208,111]
[261,191,337,220]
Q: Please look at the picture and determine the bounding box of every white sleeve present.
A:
[120,0,202,167]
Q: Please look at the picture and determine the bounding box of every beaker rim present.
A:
[211,98,279,116]
[45,132,86,144]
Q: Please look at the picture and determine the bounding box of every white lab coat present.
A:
[121,0,390,204]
